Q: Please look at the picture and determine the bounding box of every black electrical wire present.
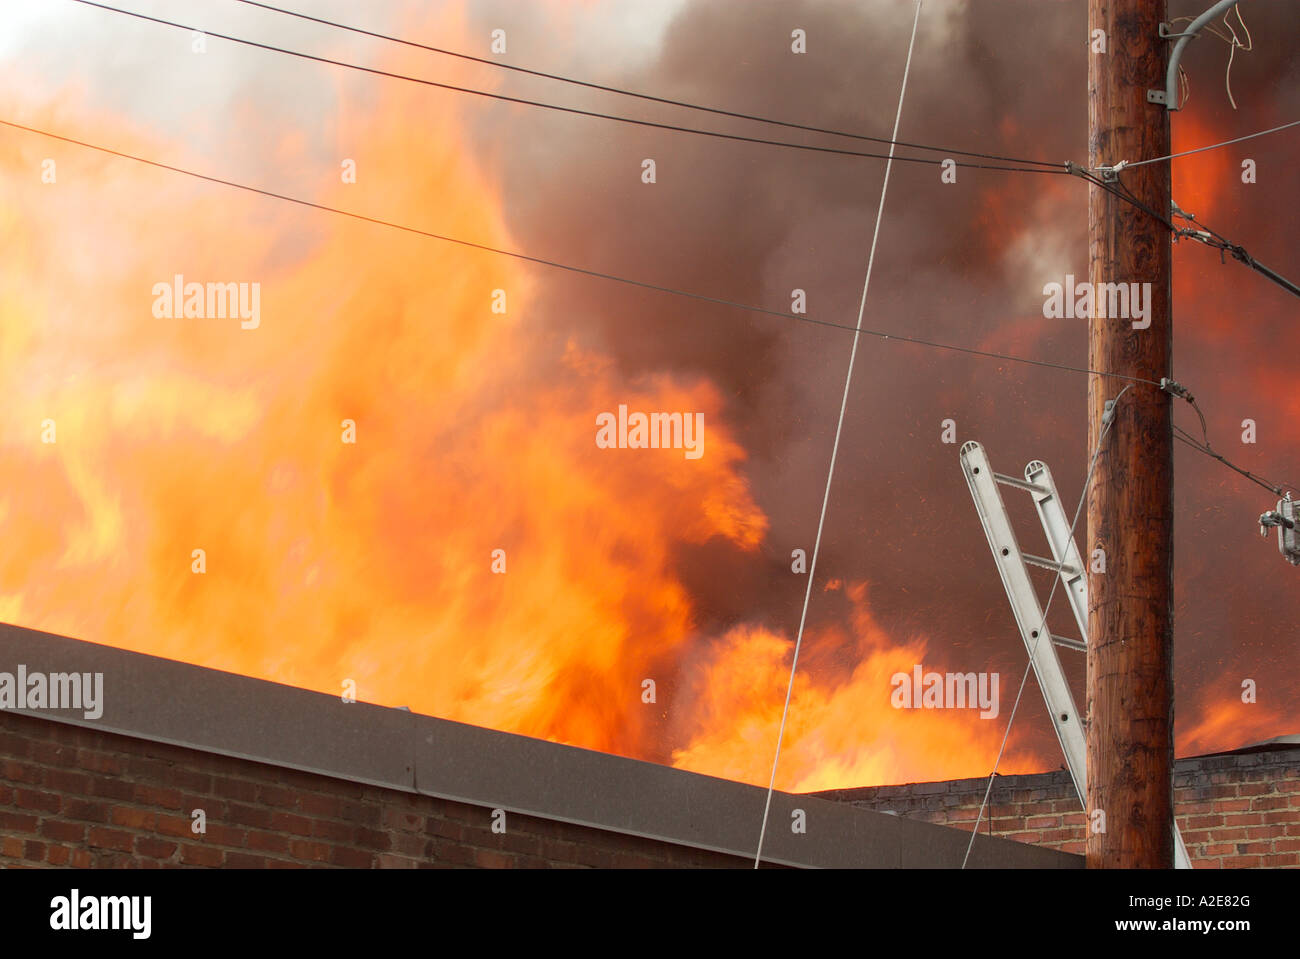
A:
[0,117,1152,387]
[64,0,1064,175]
[228,0,1064,170]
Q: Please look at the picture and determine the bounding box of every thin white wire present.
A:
[1125,119,1299,168]
[752,0,922,869]
[959,386,1131,868]
[1223,4,1252,111]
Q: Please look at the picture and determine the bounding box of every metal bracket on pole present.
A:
[961,441,1192,868]
[1260,495,1300,566]
[1152,0,1247,111]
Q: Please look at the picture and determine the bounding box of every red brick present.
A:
[473,848,517,869]
[212,778,259,802]
[180,844,224,867]
[1039,828,1079,843]
[1235,841,1273,856]
[86,827,134,853]
[299,793,343,819]
[270,812,314,837]
[1187,815,1223,829]
[383,807,423,832]
[1245,825,1285,840]
[330,846,375,868]
[1222,813,1263,826]
[288,839,331,863]
[0,810,38,833]
[1207,827,1248,842]
[1,760,42,785]
[39,820,86,843]
[225,803,273,830]
[1003,831,1044,844]
[429,838,476,866]
[353,827,390,850]
[425,818,465,842]
[132,784,184,810]
[246,830,291,855]
[22,840,45,862]
[309,818,355,843]
[61,798,109,823]
[156,814,196,839]
[89,778,134,802]
[1220,855,1265,868]
[76,750,125,775]
[14,789,60,813]
[135,838,178,860]
[255,784,298,809]
[1214,799,1251,813]
[224,852,269,869]
[1025,815,1061,829]
[0,730,33,759]
[338,801,382,827]
[1251,797,1289,811]
[109,806,158,831]
[30,740,79,765]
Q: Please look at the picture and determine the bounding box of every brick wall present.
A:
[813,747,1300,868]
[0,711,758,869]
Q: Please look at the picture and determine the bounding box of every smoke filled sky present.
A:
[1,0,1296,793]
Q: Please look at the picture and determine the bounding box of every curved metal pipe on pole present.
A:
[1161,0,1246,110]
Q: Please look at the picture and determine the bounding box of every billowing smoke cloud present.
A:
[461,0,1299,766]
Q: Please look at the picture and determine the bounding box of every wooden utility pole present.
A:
[1086,0,1174,868]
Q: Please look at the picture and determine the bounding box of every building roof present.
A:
[0,622,1077,868]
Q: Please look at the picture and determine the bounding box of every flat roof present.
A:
[0,622,1079,869]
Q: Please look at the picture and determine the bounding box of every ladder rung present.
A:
[1051,634,1087,652]
[993,472,1050,494]
[1023,553,1080,576]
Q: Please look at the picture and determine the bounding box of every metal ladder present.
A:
[959,440,1191,869]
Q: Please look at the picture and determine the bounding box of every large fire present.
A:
[0,5,1287,794]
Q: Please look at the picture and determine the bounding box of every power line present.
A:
[1123,118,1299,168]
[0,118,1155,387]
[1161,378,1295,498]
[755,0,919,870]
[1070,164,1300,301]
[1169,199,1300,300]
[1173,428,1293,498]
[228,0,1063,170]
[64,0,1062,175]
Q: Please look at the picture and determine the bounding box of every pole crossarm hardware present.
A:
[1152,0,1246,109]
[1260,495,1300,566]
[960,441,1192,868]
